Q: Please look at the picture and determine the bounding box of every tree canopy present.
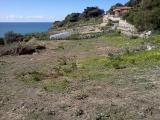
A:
[107,3,124,14]
[82,7,104,18]
[52,7,104,28]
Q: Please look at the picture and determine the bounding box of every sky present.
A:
[0,0,128,22]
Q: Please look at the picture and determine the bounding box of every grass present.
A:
[57,39,96,53]
[6,33,160,119]
[16,34,160,92]
[99,34,144,48]
[43,79,70,93]
[71,49,160,83]
[82,49,159,67]
[150,34,160,44]
[17,70,44,84]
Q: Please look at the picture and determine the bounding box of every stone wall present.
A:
[48,24,102,36]
[102,14,138,36]
[117,20,138,36]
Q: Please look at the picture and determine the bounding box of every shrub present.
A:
[53,56,77,77]
[4,31,23,45]
[95,112,109,120]
[75,108,84,116]
[0,38,4,45]
[25,32,49,40]
[123,0,160,31]
[18,70,44,84]
[82,7,104,18]
[51,6,104,29]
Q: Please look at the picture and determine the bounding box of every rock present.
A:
[137,112,145,118]
[47,110,56,116]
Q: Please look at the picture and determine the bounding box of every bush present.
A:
[65,13,81,22]
[82,7,104,18]
[18,70,44,84]
[4,31,23,45]
[123,0,160,31]
[25,32,49,40]
[0,38,4,45]
[66,32,104,40]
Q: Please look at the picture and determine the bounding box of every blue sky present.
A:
[0,0,128,22]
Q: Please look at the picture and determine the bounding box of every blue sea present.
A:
[0,22,52,37]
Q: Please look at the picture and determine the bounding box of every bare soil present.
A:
[0,39,160,120]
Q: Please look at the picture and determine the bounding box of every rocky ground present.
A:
[0,34,160,120]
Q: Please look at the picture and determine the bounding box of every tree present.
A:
[125,0,141,7]
[82,7,104,18]
[64,13,81,22]
[53,21,64,28]
[107,3,124,14]
[51,6,104,29]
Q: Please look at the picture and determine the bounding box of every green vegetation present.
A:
[0,38,4,45]
[1,31,49,46]
[107,3,124,14]
[43,79,69,92]
[99,33,144,48]
[95,112,109,120]
[66,32,104,40]
[5,33,159,119]
[15,34,160,93]
[125,0,141,7]
[25,32,49,41]
[150,34,160,44]
[79,50,160,70]
[75,108,84,116]
[4,31,23,45]
[123,0,160,31]
[51,7,104,29]
[18,71,44,84]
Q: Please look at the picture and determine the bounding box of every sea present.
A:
[0,22,52,37]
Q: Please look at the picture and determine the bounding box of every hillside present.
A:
[51,7,104,29]
[1,33,160,119]
[1,1,160,120]
[123,0,160,31]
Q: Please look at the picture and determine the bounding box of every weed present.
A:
[75,108,84,116]
[57,45,65,50]
[43,79,69,93]
[95,112,109,120]
[53,56,78,77]
[144,82,156,90]
[112,62,126,69]
[18,70,44,84]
